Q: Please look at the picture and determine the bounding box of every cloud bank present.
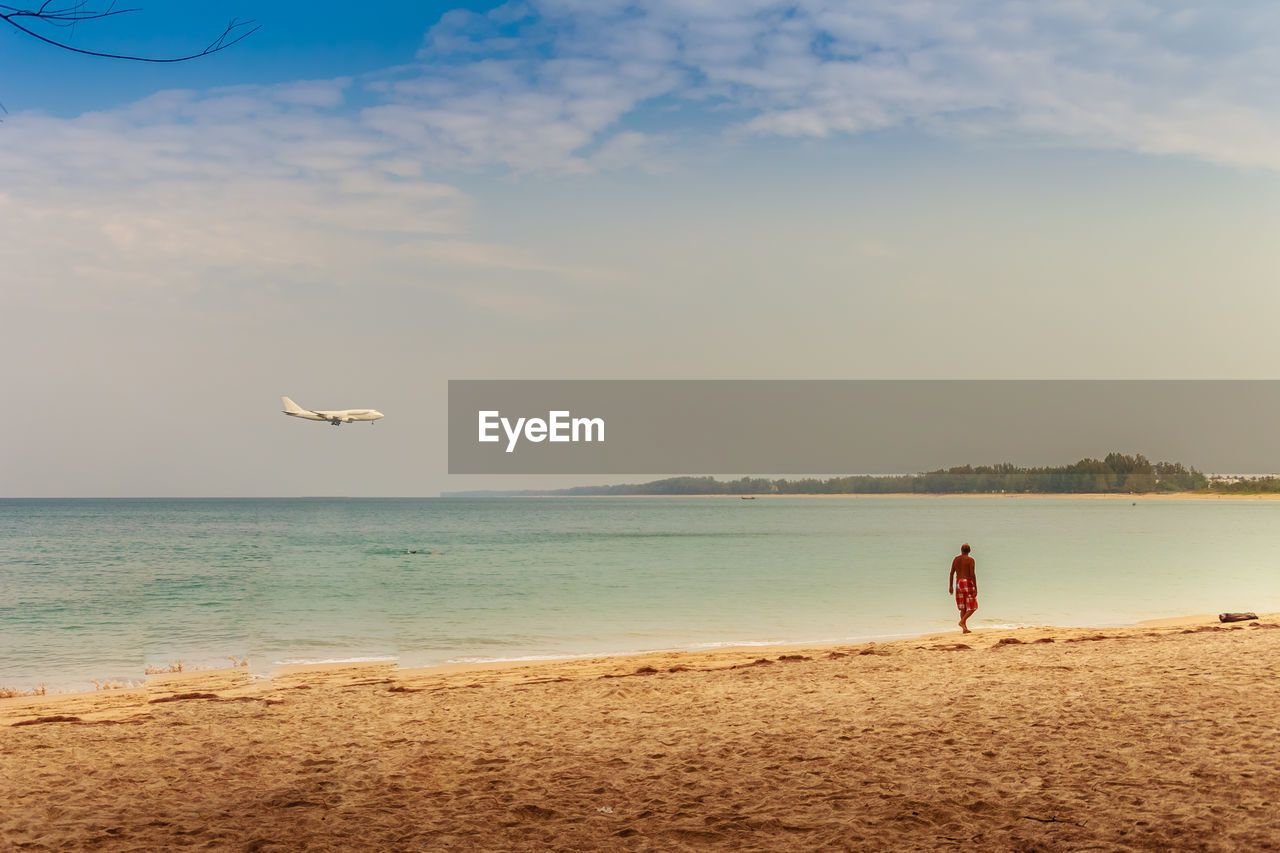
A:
[387,0,1280,172]
[3,0,1276,307]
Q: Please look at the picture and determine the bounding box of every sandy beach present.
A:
[4,617,1279,851]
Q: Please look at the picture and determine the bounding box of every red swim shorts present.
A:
[954,578,977,612]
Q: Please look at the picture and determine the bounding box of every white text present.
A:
[478,410,605,453]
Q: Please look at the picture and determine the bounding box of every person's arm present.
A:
[948,558,956,593]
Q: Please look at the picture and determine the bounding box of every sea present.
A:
[2,496,1278,692]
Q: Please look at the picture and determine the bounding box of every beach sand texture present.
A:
[3,618,1279,851]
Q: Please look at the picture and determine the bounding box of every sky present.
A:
[2,0,1278,497]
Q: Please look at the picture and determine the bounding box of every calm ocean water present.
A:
[2,497,1278,691]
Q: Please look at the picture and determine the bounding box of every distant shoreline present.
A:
[442,491,1280,500]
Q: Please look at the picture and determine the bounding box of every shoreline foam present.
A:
[0,616,1195,699]
[0,607,1244,701]
[1,612,1265,717]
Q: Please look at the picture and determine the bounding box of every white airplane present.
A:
[282,396,384,425]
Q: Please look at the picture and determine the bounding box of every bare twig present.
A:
[1,2,258,62]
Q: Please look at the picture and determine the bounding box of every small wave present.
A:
[673,639,789,651]
[443,651,609,665]
[271,655,398,667]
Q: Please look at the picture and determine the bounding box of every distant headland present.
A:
[444,452,1280,497]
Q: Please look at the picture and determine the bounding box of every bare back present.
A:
[950,553,975,584]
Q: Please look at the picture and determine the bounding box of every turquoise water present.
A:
[2,497,1279,691]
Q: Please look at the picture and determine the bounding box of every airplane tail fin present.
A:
[281,396,306,415]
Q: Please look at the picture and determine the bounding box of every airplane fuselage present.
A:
[282,397,383,425]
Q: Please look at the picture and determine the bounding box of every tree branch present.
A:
[1,2,259,62]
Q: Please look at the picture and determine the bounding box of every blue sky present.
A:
[2,1,1278,495]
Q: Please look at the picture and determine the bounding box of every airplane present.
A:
[282,396,384,425]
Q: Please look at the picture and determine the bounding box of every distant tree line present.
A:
[525,453,1213,496]
[773,453,1207,494]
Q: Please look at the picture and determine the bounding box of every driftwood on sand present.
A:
[1219,612,1258,623]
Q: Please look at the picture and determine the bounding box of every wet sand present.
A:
[3,616,1279,851]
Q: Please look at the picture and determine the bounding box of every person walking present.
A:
[949,543,977,633]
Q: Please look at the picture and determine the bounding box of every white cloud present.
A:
[372,0,1280,172]
[0,73,611,309]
